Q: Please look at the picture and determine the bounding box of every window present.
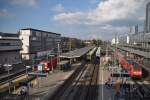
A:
[0,43,11,46]
[5,58,7,62]
[42,33,47,37]
[36,32,41,37]
[32,31,36,36]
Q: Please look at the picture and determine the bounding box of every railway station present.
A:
[0,1,150,100]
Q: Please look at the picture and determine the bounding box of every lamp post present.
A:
[57,43,60,69]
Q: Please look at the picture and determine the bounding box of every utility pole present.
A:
[57,43,60,69]
[69,38,72,65]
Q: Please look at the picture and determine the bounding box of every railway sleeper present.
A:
[136,90,144,99]
[139,85,150,98]
[137,87,150,99]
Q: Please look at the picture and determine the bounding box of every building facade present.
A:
[146,2,150,32]
[0,32,22,65]
[19,28,61,60]
[61,37,85,52]
[117,32,150,51]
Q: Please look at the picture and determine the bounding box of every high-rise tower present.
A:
[146,2,150,33]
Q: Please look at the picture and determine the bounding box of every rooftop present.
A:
[20,28,61,35]
[60,46,95,58]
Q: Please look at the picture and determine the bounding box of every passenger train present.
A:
[86,47,97,61]
[115,50,142,78]
[96,47,101,58]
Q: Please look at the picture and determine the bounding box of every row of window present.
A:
[0,43,21,46]
[31,31,60,38]
[0,43,11,46]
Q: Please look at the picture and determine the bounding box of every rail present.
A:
[47,57,100,100]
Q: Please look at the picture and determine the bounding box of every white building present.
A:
[111,37,119,45]
[19,28,61,60]
[0,32,22,65]
[118,32,150,50]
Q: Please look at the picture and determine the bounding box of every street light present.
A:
[57,43,60,68]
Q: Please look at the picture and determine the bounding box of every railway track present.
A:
[48,58,99,100]
[133,80,150,100]
[47,60,87,100]
[0,68,32,85]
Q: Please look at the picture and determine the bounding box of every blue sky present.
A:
[0,0,149,40]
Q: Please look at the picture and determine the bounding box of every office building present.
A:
[19,28,61,60]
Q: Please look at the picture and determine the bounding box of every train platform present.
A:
[27,62,82,99]
[98,57,127,100]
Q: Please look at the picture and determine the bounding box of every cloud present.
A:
[54,0,147,25]
[0,9,12,18]
[54,12,88,24]
[12,0,38,7]
[52,4,65,13]
[84,25,129,40]
[53,0,148,40]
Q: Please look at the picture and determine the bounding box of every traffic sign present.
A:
[28,72,48,77]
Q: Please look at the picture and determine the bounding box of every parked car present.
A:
[2,64,13,71]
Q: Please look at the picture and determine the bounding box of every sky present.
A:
[0,0,149,40]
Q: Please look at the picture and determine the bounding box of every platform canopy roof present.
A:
[119,46,150,59]
[59,46,95,59]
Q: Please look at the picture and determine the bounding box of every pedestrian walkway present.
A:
[98,57,127,100]
[98,66,116,100]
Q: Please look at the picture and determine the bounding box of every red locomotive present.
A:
[127,60,142,78]
[115,51,142,78]
[38,57,58,72]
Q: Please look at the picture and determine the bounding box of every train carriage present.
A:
[38,56,58,73]
[96,47,101,58]
[87,47,97,61]
[115,51,142,78]
[127,60,142,78]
